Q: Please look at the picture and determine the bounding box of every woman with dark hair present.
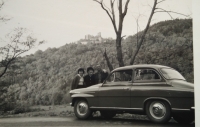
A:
[71,68,85,90]
[84,67,95,87]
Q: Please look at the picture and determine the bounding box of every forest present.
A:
[0,18,193,113]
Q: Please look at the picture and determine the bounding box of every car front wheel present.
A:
[74,99,91,119]
[146,100,171,123]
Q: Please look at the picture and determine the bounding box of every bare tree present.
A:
[0,1,44,78]
[0,28,44,78]
[129,0,190,65]
[0,1,10,22]
[94,0,130,69]
[95,0,190,69]
[129,0,158,65]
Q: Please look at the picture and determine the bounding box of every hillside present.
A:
[0,19,193,112]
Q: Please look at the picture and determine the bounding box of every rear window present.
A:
[161,68,185,80]
[134,68,161,81]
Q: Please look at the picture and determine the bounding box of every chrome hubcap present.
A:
[149,101,166,119]
[77,101,88,116]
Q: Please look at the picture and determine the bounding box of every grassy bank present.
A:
[0,104,149,121]
[0,105,74,118]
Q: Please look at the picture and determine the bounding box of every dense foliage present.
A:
[0,19,193,112]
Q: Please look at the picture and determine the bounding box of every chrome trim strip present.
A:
[85,92,95,94]
[191,107,195,110]
[90,107,143,110]
[71,91,81,94]
[132,82,167,85]
[172,108,190,111]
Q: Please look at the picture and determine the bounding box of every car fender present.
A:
[71,93,94,106]
[143,97,171,110]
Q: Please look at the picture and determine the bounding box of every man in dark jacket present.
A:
[94,64,108,84]
[84,67,95,87]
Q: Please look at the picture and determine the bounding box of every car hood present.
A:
[170,80,194,89]
[88,83,102,88]
[70,83,102,93]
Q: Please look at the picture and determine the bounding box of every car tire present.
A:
[100,111,116,119]
[173,113,194,124]
[146,100,171,123]
[74,99,91,120]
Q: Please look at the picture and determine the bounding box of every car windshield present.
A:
[161,68,185,80]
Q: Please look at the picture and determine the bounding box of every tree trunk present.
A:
[116,0,125,67]
[116,35,124,67]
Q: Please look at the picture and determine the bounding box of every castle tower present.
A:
[97,32,101,37]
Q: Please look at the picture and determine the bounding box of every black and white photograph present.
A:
[0,0,199,127]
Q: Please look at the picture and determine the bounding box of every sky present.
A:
[0,0,192,55]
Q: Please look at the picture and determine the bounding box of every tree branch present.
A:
[94,0,117,33]
[157,0,166,4]
[0,28,41,78]
[155,8,190,19]
[121,35,126,39]
[110,0,117,33]
[0,1,4,10]
[122,0,130,18]
[155,11,173,19]
[100,48,114,71]
[0,1,11,22]
[103,2,112,14]
[0,57,15,78]
[130,0,157,65]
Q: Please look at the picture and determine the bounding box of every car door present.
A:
[97,69,133,108]
[130,68,169,109]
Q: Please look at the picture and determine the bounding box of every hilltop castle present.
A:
[79,32,113,44]
[85,32,102,43]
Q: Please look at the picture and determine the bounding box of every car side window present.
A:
[134,68,161,81]
[106,70,133,82]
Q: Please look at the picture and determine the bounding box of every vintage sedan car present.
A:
[69,64,194,124]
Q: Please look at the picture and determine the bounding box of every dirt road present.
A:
[0,117,195,127]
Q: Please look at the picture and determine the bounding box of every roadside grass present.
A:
[1,104,150,121]
[0,104,74,118]
[0,105,178,123]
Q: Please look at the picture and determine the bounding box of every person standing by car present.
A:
[94,64,108,84]
[71,68,85,90]
[84,67,95,87]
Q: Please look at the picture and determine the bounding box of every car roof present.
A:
[112,64,172,72]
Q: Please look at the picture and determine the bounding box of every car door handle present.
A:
[123,87,130,90]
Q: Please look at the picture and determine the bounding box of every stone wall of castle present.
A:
[85,32,102,43]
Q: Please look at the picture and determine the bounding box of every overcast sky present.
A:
[0,0,192,55]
